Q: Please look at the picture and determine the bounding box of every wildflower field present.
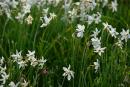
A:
[0,0,130,87]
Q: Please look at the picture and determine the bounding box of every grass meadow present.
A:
[0,0,130,87]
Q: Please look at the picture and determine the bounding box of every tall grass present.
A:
[0,0,130,87]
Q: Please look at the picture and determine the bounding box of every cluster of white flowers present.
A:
[40,13,56,28]
[1,0,130,85]
[15,0,33,23]
[80,0,96,13]
[91,28,106,56]
[62,0,118,24]
[103,22,119,38]
[0,0,52,24]
[65,0,97,22]
[98,0,118,12]
[0,49,47,87]
[0,0,118,22]
[11,50,47,69]
[103,22,130,49]
[117,29,130,49]
[11,50,27,69]
[0,0,18,19]
[86,12,102,25]
[0,57,9,86]
[0,0,60,26]
[0,56,29,87]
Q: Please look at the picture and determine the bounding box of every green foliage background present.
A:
[0,0,130,87]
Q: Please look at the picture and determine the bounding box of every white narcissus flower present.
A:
[111,0,118,12]
[103,23,119,38]
[109,27,119,38]
[25,14,33,25]
[22,4,31,14]
[9,81,19,87]
[120,29,130,42]
[26,50,38,67]
[38,57,47,69]
[11,50,28,69]
[26,50,35,60]
[91,37,101,49]
[30,58,38,67]
[17,60,27,69]
[0,72,9,84]
[103,22,109,30]
[86,15,94,25]
[20,79,28,87]
[40,15,52,27]
[11,50,22,62]
[28,57,38,67]
[94,59,100,73]
[77,32,84,38]
[91,28,100,38]
[87,12,101,25]
[50,12,57,19]
[76,24,85,38]
[63,64,74,81]
[94,46,106,56]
